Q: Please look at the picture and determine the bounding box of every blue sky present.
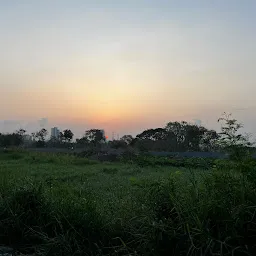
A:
[0,0,256,137]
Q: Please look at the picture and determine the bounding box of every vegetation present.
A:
[0,132,23,147]
[1,114,256,255]
[0,120,221,153]
[0,148,255,255]
[218,112,253,161]
[76,129,106,146]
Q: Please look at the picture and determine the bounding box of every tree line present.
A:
[0,114,253,153]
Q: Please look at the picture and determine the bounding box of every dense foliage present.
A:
[0,120,220,152]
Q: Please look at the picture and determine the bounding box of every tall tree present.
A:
[136,128,168,141]
[0,133,23,147]
[58,132,65,143]
[218,112,252,160]
[76,137,89,145]
[165,121,187,150]
[16,129,26,136]
[135,128,176,151]
[200,129,219,151]
[36,128,48,141]
[183,124,207,151]
[120,135,133,145]
[63,129,74,142]
[84,129,105,145]
[31,132,36,141]
[35,128,48,147]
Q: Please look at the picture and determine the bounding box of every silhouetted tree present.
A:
[165,122,212,151]
[109,140,127,149]
[218,112,253,160]
[0,133,23,147]
[183,125,207,151]
[133,122,219,152]
[15,129,27,145]
[57,132,64,142]
[136,128,168,141]
[76,137,89,145]
[63,129,74,142]
[31,132,36,141]
[120,135,133,145]
[130,138,139,146]
[200,129,219,151]
[16,129,26,136]
[35,128,48,147]
[134,128,169,151]
[84,129,105,145]
[165,121,188,150]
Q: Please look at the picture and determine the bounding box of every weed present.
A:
[1,150,256,255]
[102,167,118,174]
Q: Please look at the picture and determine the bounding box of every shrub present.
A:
[218,112,253,162]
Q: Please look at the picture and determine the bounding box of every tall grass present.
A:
[0,150,256,255]
[145,168,256,255]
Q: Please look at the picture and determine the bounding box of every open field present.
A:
[1,150,256,255]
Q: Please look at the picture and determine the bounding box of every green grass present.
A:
[1,150,256,255]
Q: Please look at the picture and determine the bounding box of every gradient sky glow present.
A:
[1,0,256,137]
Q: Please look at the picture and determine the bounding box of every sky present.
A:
[1,0,256,138]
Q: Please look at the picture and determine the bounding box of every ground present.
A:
[0,150,183,255]
[1,150,256,256]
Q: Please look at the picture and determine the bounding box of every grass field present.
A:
[1,150,256,255]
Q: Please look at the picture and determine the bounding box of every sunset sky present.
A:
[1,0,256,138]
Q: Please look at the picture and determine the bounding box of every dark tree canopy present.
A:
[108,140,127,149]
[36,129,48,141]
[136,128,168,141]
[63,129,74,142]
[0,117,230,153]
[35,129,48,147]
[84,129,105,144]
[120,135,133,145]
[0,133,23,147]
[130,121,221,152]
[16,129,26,136]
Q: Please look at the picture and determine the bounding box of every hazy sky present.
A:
[1,0,256,137]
